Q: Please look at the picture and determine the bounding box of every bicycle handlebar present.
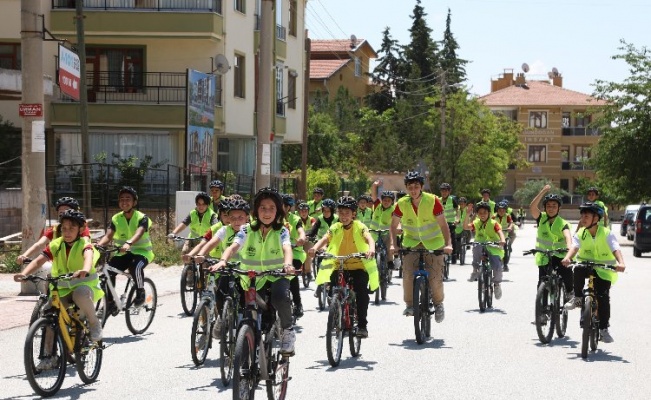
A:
[569,261,617,271]
[523,248,568,256]
[169,235,202,242]
[95,245,122,254]
[470,241,503,248]
[369,229,389,234]
[19,273,75,283]
[316,252,367,260]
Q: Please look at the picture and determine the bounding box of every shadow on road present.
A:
[532,336,579,348]
[465,308,507,315]
[388,338,450,350]
[567,349,631,363]
[103,332,151,345]
[306,357,377,371]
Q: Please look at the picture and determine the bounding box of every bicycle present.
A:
[19,257,50,326]
[189,257,219,367]
[94,245,158,335]
[320,252,366,367]
[455,230,470,265]
[443,253,451,281]
[217,261,244,386]
[172,235,204,316]
[20,274,104,397]
[471,241,502,313]
[523,248,569,344]
[399,247,444,344]
[570,261,618,359]
[313,252,330,311]
[369,229,390,305]
[502,231,513,271]
[232,267,291,400]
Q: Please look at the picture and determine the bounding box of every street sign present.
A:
[18,103,42,117]
[58,45,81,100]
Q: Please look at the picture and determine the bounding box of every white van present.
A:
[626,204,641,215]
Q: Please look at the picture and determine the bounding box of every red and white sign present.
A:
[58,45,81,101]
[18,103,43,117]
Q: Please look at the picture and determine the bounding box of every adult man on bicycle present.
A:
[389,171,452,322]
[561,202,625,343]
[439,183,459,263]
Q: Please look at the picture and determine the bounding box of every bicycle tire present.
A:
[503,238,511,267]
[534,282,554,344]
[413,276,427,344]
[74,320,103,384]
[581,297,592,359]
[443,256,450,281]
[29,296,48,326]
[191,300,211,366]
[477,267,486,312]
[326,297,344,367]
[318,284,328,311]
[459,236,467,265]
[180,263,198,316]
[424,285,432,338]
[95,296,107,328]
[266,320,289,400]
[233,324,256,400]
[24,317,67,397]
[554,283,569,338]
[349,298,361,356]
[486,270,493,309]
[590,301,599,352]
[220,297,236,386]
[301,271,309,288]
[125,278,158,335]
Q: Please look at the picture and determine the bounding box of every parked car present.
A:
[620,211,635,237]
[633,204,651,257]
[626,214,636,240]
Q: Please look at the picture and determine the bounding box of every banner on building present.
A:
[58,45,81,101]
[186,69,216,174]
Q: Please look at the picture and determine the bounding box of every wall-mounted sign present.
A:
[58,45,81,101]
[19,103,43,117]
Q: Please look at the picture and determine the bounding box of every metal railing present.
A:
[52,0,222,13]
[561,161,592,171]
[562,127,600,136]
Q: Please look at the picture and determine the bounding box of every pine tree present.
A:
[367,27,404,112]
[403,0,439,84]
[440,8,468,90]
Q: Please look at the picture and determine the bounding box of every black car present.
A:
[633,204,651,257]
[620,211,635,237]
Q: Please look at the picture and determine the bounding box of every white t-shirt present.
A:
[233,224,291,247]
[571,230,620,252]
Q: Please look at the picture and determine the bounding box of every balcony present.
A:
[561,161,591,170]
[52,0,223,13]
[561,127,600,136]
[276,25,287,41]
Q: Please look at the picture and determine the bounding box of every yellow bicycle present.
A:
[21,274,104,397]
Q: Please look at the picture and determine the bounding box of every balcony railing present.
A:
[276,25,286,41]
[52,0,222,13]
[562,127,600,136]
[561,161,592,170]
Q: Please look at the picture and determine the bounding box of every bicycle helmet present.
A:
[542,193,563,207]
[496,201,508,210]
[321,198,336,211]
[586,186,600,195]
[357,194,373,203]
[336,196,358,211]
[281,194,295,207]
[380,191,395,200]
[475,201,492,213]
[579,202,603,219]
[396,190,407,200]
[404,171,425,185]
[209,180,225,190]
[59,209,86,227]
[440,183,452,190]
[458,197,468,203]
[54,196,80,211]
[313,187,324,195]
[118,186,138,200]
[195,191,211,205]
[297,202,309,210]
[217,198,231,212]
[228,198,251,214]
[480,188,491,195]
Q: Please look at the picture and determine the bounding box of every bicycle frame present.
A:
[99,263,136,312]
[321,253,365,329]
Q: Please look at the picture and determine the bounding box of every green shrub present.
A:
[0,248,22,273]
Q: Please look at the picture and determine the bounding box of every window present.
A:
[215,75,223,106]
[0,42,20,70]
[575,145,591,162]
[85,47,144,92]
[288,71,297,109]
[235,0,245,13]
[354,57,362,77]
[276,63,284,116]
[562,112,570,128]
[492,110,517,121]
[528,145,546,162]
[289,0,297,36]
[234,54,245,98]
[529,111,547,128]
[575,114,590,127]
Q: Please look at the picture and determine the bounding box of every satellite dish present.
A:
[212,54,230,75]
[521,63,530,73]
[552,67,559,77]
[350,34,357,48]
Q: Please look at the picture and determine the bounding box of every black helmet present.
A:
[458,197,467,203]
[476,201,492,213]
[209,180,225,190]
[337,196,358,211]
[228,198,251,214]
[542,194,563,207]
[586,186,600,195]
[480,188,491,195]
[59,209,86,227]
[118,186,138,200]
[54,196,80,211]
[322,198,336,211]
[380,191,395,200]
[217,198,231,211]
[579,202,604,219]
[297,202,309,210]
[496,201,508,210]
[396,190,407,199]
[357,194,372,203]
[313,187,324,195]
[440,183,452,190]
[281,194,295,207]
[195,192,211,205]
[404,171,425,185]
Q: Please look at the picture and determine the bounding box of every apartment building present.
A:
[480,68,606,203]
[0,0,306,183]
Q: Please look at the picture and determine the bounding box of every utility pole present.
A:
[20,0,46,294]
[255,0,274,190]
[76,0,91,216]
[300,32,310,200]
[440,70,447,180]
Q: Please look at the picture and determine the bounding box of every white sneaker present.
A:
[494,283,502,300]
[564,296,582,310]
[434,304,445,323]
[280,328,296,355]
[468,271,478,282]
[600,329,614,343]
[212,316,223,338]
[403,306,414,316]
[36,355,59,371]
[89,324,103,342]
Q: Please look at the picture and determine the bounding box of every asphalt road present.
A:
[1,223,650,400]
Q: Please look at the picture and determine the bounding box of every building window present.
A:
[529,111,547,128]
[0,43,21,70]
[234,54,245,98]
[492,110,517,121]
[575,145,591,162]
[289,1,297,36]
[235,0,245,13]
[215,75,223,106]
[528,145,546,162]
[85,47,144,93]
[276,63,284,116]
[288,71,297,109]
[575,114,590,127]
[562,112,570,128]
[354,57,362,77]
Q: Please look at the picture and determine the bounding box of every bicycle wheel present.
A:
[233,324,256,400]
[74,321,103,384]
[581,297,592,359]
[478,269,486,312]
[554,282,569,338]
[29,295,48,326]
[589,301,599,352]
[485,271,493,309]
[326,297,344,367]
[503,238,511,267]
[266,320,289,400]
[534,282,554,344]
[191,299,211,366]
[301,270,309,288]
[349,299,361,356]
[24,318,67,397]
[458,236,467,265]
[413,276,428,344]
[126,278,158,335]
[318,284,328,311]
[220,297,237,386]
[95,295,107,328]
[180,263,198,316]
[443,256,450,281]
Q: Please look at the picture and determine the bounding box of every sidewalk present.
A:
[0,264,184,332]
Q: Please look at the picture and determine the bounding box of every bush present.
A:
[0,248,22,273]
[149,211,182,267]
[307,168,340,199]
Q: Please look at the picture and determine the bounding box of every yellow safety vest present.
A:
[112,210,155,262]
[535,212,570,266]
[473,218,504,258]
[208,221,224,258]
[238,225,288,290]
[440,196,457,224]
[357,207,373,226]
[369,204,395,240]
[50,237,104,302]
[286,213,307,263]
[189,208,216,238]
[576,226,618,284]
[397,193,444,250]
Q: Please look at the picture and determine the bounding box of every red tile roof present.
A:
[480,80,606,107]
[310,59,349,79]
[311,39,364,53]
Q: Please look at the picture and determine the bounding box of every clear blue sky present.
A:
[304,0,649,96]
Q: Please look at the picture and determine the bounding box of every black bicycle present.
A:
[455,230,469,266]
[524,248,569,344]
[502,234,512,271]
[173,236,204,316]
[471,242,502,313]
[369,229,390,305]
[313,253,330,311]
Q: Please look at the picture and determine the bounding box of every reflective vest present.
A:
[456,208,468,234]
[238,225,287,290]
[307,199,323,217]
[369,204,395,241]
[112,210,155,262]
[494,214,510,231]
[50,237,104,302]
[189,208,216,238]
[398,193,444,250]
[473,218,504,258]
[301,216,315,233]
[317,214,338,239]
[483,199,496,216]
[440,196,457,224]
[576,226,618,284]
[211,195,226,215]
[286,213,307,263]
[315,220,379,291]
[356,207,373,227]
[208,221,224,258]
[535,212,569,266]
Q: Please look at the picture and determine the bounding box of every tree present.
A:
[513,179,569,207]
[439,8,468,90]
[590,40,651,203]
[368,27,404,112]
[403,0,439,84]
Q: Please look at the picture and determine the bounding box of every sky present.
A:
[304,0,649,97]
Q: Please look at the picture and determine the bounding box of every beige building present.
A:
[480,69,606,204]
[0,0,307,180]
[309,38,377,105]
